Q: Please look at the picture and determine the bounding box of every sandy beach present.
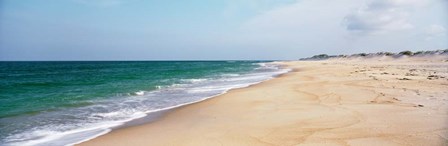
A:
[80,57,448,146]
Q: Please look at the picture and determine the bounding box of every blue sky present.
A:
[0,0,447,60]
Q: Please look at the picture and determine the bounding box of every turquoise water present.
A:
[0,61,288,146]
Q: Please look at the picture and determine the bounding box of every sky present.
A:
[0,0,447,60]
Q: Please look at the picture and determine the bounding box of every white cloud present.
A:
[424,24,447,40]
[228,0,365,56]
[240,0,361,34]
[229,0,447,56]
[342,0,427,35]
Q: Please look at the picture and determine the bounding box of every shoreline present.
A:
[77,73,288,146]
[80,59,448,146]
[68,63,291,146]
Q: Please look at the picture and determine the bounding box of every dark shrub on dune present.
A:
[414,51,424,55]
[313,54,329,58]
[375,52,394,56]
[299,54,331,60]
[384,52,394,56]
[306,54,330,60]
[399,51,413,56]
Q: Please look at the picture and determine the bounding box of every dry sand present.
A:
[80,57,448,146]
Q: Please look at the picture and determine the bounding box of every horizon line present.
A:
[0,59,293,62]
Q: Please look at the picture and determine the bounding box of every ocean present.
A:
[0,61,289,146]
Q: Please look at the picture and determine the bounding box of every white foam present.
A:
[221,73,240,77]
[134,91,145,96]
[7,111,148,146]
[186,83,250,93]
[181,78,208,83]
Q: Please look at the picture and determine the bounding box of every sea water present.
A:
[0,61,289,146]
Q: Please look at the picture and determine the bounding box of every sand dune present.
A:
[80,56,448,146]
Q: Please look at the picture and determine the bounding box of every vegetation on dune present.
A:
[414,51,424,55]
[300,49,448,60]
[358,53,367,57]
[399,51,413,56]
[312,54,329,59]
[384,52,394,56]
